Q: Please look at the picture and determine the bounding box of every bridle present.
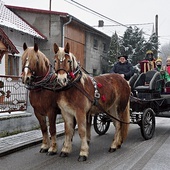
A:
[22,56,44,81]
[22,56,57,90]
[22,65,44,81]
[55,53,81,81]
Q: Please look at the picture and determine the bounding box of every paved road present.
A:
[1,116,170,170]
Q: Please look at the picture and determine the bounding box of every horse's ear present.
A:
[64,42,70,54]
[54,43,59,54]
[34,43,38,52]
[23,43,27,51]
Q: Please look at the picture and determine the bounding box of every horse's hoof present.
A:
[117,145,121,149]
[60,152,69,157]
[108,148,116,153]
[78,155,87,162]
[40,148,48,153]
[46,151,57,156]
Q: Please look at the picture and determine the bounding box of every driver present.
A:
[110,55,134,81]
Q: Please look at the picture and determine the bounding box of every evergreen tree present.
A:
[120,26,146,65]
[143,32,159,59]
[107,32,120,71]
[107,26,159,68]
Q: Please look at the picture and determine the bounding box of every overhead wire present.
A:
[65,0,155,38]
[64,0,128,28]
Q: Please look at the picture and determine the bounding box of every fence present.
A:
[0,75,27,113]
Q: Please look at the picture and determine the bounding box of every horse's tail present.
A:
[121,100,130,141]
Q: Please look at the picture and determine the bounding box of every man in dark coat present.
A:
[110,55,134,81]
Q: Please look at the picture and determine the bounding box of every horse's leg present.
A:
[86,114,92,144]
[60,111,74,157]
[109,119,122,152]
[76,111,89,161]
[108,106,122,152]
[71,117,77,142]
[34,111,50,153]
[47,109,58,155]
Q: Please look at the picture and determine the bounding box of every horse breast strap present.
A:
[89,76,100,105]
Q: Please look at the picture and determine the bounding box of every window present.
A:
[93,39,98,49]
[93,69,97,76]
[8,55,19,76]
[103,43,106,52]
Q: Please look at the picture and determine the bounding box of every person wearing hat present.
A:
[154,58,168,81]
[139,50,156,73]
[110,55,134,81]
[164,57,170,82]
[155,58,163,72]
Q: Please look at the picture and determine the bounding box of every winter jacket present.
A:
[110,61,134,80]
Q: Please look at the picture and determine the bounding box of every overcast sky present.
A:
[2,0,170,47]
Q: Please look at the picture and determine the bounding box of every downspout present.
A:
[62,15,72,47]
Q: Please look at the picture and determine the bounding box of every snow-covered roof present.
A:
[0,0,45,39]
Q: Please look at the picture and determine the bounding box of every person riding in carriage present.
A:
[110,55,134,81]
[140,50,156,73]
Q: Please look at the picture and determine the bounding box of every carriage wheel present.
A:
[93,113,110,135]
[140,108,155,140]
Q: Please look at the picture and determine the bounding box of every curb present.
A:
[0,123,65,157]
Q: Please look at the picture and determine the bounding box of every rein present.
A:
[73,81,130,124]
[25,64,58,91]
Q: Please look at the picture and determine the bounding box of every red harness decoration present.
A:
[97,82,106,102]
[97,82,103,88]
[101,95,106,102]
[69,72,75,79]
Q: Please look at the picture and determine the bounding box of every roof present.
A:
[0,1,46,39]
[0,27,19,54]
[6,5,68,16]
[6,5,110,39]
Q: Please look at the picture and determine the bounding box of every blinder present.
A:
[22,55,44,83]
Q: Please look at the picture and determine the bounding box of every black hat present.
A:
[118,55,128,60]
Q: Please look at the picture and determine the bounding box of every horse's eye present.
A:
[54,60,57,63]
[68,60,72,63]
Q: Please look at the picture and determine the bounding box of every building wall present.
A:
[0,27,34,75]
[10,10,62,64]
[64,23,85,67]
[9,8,111,74]
[0,54,5,75]
[85,32,110,75]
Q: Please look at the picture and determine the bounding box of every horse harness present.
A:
[73,75,130,125]
[55,54,130,124]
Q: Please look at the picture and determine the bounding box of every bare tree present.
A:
[159,43,170,65]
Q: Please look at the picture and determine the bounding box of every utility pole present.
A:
[49,0,51,11]
[49,0,51,37]
[155,15,158,57]
[49,0,52,62]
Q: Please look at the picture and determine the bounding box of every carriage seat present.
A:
[133,70,161,93]
[164,81,170,93]
[128,73,138,94]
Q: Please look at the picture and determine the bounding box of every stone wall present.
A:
[0,98,63,137]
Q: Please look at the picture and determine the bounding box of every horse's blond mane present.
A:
[22,47,49,72]
[70,52,87,86]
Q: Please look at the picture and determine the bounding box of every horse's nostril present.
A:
[64,78,67,83]
[25,77,31,85]
[26,77,29,82]
[57,78,61,85]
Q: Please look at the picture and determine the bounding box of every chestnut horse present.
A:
[53,42,131,161]
[21,43,60,155]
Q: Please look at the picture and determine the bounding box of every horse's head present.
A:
[21,43,50,85]
[53,42,78,87]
